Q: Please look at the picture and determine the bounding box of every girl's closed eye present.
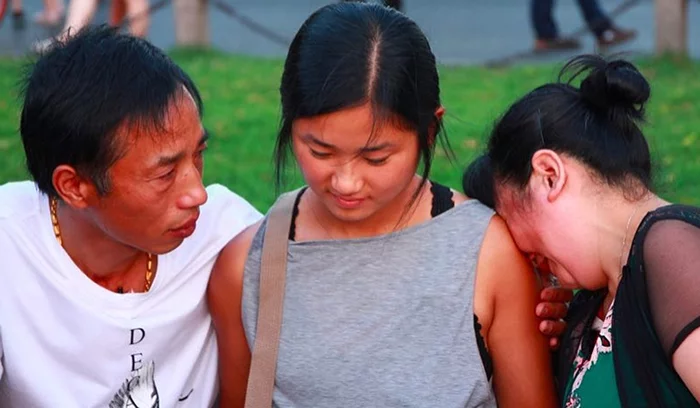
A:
[365,156,389,166]
[310,149,332,159]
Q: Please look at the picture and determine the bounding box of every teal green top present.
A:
[564,300,621,408]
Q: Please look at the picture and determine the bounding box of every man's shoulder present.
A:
[0,181,41,222]
[201,183,263,226]
[168,184,263,262]
[203,183,260,214]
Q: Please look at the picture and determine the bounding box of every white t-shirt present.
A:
[0,181,262,408]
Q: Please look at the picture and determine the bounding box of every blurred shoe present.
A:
[534,37,581,53]
[597,27,637,48]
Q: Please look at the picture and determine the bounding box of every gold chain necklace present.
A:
[50,197,154,292]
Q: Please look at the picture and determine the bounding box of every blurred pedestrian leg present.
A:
[531,0,637,52]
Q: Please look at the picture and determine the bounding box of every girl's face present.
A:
[292,104,422,225]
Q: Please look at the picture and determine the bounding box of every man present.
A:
[0,25,261,406]
[0,25,568,406]
[531,0,636,52]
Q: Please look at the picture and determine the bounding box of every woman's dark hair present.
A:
[462,154,495,209]
[487,54,653,203]
[274,2,449,193]
[20,25,202,198]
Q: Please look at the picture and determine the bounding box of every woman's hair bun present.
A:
[561,55,650,116]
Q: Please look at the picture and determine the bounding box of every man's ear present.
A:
[52,165,98,208]
[530,149,567,203]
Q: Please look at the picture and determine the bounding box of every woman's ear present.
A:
[530,149,567,203]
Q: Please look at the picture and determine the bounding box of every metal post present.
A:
[655,0,688,55]
[174,0,210,47]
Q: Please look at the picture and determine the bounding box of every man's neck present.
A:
[54,201,144,279]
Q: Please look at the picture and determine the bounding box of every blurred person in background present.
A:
[531,0,636,52]
[34,0,65,25]
[33,0,149,52]
[9,0,22,18]
[7,0,64,26]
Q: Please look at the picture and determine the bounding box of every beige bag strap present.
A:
[244,188,302,408]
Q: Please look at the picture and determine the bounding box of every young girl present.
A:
[480,54,700,407]
[208,3,558,407]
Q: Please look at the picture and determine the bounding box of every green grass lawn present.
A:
[0,51,698,212]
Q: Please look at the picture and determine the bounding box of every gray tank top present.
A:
[242,193,497,407]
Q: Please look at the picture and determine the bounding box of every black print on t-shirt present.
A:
[130,328,146,372]
[108,328,160,408]
[131,328,145,345]
[109,361,160,408]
